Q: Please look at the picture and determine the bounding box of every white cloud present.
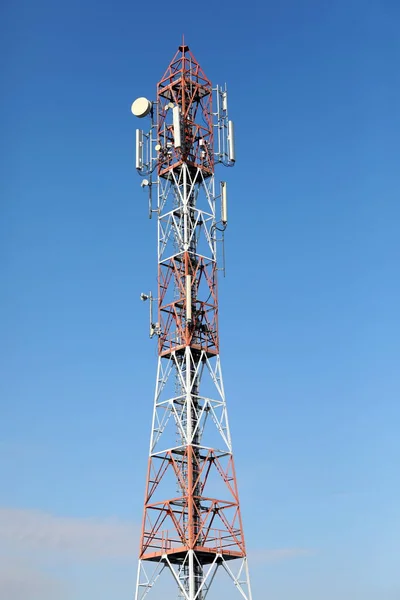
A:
[0,507,140,561]
[0,557,68,600]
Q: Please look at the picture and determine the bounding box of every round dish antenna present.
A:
[131,97,152,118]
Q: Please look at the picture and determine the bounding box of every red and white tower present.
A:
[131,42,252,600]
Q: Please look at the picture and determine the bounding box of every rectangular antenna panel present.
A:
[173,106,181,148]
[221,181,228,224]
[186,275,192,321]
[222,91,228,111]
[136,129,143,170]
[228,121,235,163]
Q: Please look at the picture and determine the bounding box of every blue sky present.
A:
[1,0,399,598]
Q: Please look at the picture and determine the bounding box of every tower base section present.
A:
[135,552,253,600]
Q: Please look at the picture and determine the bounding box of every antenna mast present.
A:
[131,43,252,600]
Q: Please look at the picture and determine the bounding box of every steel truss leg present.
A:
[134,558,166,600]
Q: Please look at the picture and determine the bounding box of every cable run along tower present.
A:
[131,43,253,600]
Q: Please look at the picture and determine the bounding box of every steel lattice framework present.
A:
[132,43,252,600]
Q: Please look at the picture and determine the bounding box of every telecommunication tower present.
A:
[131,42,252,600]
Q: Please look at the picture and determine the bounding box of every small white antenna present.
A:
[222,91,228,112]
[186,275,192,322]
[140,292,160,338]
[136,129,143,170]
[221,181,228,225]
[228,121,235,163]
[172,106,181,148]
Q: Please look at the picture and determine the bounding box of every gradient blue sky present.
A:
[1,0,399,598]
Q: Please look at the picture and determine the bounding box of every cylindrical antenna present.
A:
[173,106,181,148]
[136,129,143,170]
[186,275,192,322]
[221,181,228,225]
[228,120,235,163]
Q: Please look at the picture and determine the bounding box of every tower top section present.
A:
[158,43,211,91]
[157,44,213,180]
[131,39,236,200]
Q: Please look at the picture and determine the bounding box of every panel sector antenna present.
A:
[131,43,252,600]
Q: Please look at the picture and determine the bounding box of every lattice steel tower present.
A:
[131,42,252,600]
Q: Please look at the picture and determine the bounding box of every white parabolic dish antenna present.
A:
[131,97,152,118]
